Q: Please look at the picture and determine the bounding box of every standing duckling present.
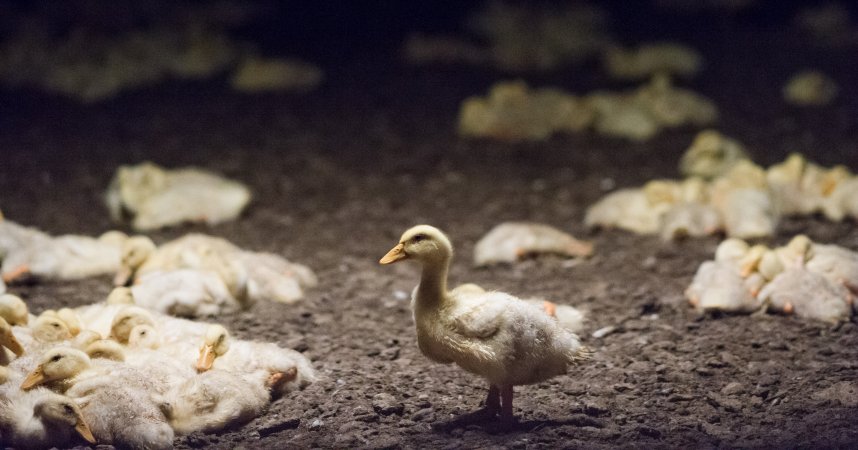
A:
[380,225,591,419]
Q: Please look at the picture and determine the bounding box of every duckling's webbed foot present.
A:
[266,367,298,391]
[2,264,30,283]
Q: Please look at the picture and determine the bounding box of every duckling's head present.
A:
[0,316,24,356]
[34,393,97,444]
[110,306,154,343]
[72,330,102,350]
[739,244,768,277]
[85,339,125,361]
[380,225,453,265]
[33,314,74,342]
[55,308,81,337]
[196,324,230,372]
[106,286,135,305]
[714,238,749,265]
[759,250,785,281]
[128,324,159,350]
[21,347,91,390]
[0,293,29,325]
[114,236,156,285]
[785,234,814,262]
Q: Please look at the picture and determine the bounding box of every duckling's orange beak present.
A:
[21,366,46,390]
[380,243,408,265]
[75,415,97,444]
[0,331,24,357]
[196,344,216,372]
[113,266,133,286]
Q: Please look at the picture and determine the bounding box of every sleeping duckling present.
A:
[195,325,315,397]
[162,368,270,435]
[473,222,593,266]
[757,265,852,323]
[584,188,663,235]
[678,129,749,179]
[40,308,82,337]
[67,375,174,450]
[31,314,74,343]
[109,306,155,343]
[113,236,158,286]
[0,293,29,326]
[20,347,104,392]
[0,389,97,447]
[237,251,318,304]
[685,261,764,313]
[804,242,858,295]
[131,269,241,317]
[380,225,591,419]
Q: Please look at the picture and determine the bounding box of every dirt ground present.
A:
[2,3,858,449]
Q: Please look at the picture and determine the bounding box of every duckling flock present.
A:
[1,0,857,447]
[0,296,314,448]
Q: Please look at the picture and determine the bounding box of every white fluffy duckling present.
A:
[0,293,29,326]
[0,219,125,283]
[196,325,315,397]
[105,161,252,231]
[109,306,156,343]
[131,269,241,317]
[19,347,108,393]
[585,188,663,235]
[678,130,749,179]
[66,375,174,450]
[757,266,852,323]
[710,161,779,239]
[162,368,270,435]
[805,243,858,295]
[238,251,318,304]
[380,225,591,419]
[685,261,764,313]
[659,202,722,240]
[473,222,593,266]
[0,389,97,447]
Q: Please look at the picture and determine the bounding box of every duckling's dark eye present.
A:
[413,234,426,242]
[52,323,61,328]
[51,355,62,362]
[63,405,74,414]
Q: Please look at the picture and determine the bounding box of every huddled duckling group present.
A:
[0,293,315,448]
[115,232,317,315]
[458,75,717,142]
[686,235,858,323]
[587,137,858,239]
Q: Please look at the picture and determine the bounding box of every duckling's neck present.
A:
[416,257,450,309]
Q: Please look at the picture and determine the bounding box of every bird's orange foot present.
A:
[2,264,30,283]
[783,302,794,314]
[542,301,557,318]
[267,367,298,390]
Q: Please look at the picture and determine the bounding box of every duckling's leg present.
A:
[484,385,500,413]
[500,385,514,419]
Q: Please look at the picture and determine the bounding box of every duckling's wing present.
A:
[449,293,510,339]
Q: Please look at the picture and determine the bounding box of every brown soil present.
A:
[2,9,858,449]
